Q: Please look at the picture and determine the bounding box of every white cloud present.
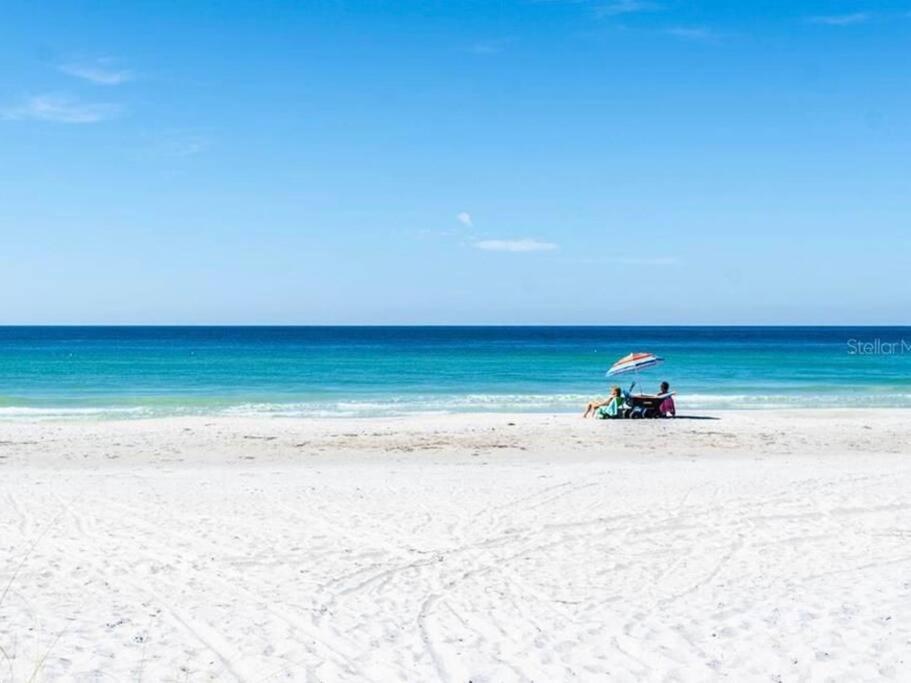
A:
[808,12,870,26]
[473,239,558,253]
[2,94,122,123]
[456,211,473,228]
[59,60,133,85]
[596,0,661,17]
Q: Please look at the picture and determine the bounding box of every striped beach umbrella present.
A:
[606,352,663,377]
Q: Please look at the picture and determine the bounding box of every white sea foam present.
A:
[0,406,150,420]
[3,392,911,420]
[218,390,911,417]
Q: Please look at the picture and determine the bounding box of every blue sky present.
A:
[1,1,909,324]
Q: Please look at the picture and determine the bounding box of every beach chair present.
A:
[626,392,676,419]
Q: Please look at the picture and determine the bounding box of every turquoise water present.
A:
[1,327,909,418]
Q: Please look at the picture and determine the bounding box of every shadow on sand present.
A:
[672,415,720,420]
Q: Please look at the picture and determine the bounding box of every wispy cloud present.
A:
[664,25,718,41]
[59,59,133,85]
[596,0,661,17]
[807,12,870,26]
[473,239,559,253]
[436,213,558,254]
[1,94,122,123]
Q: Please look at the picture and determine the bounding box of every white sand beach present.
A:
[1,410,910,681]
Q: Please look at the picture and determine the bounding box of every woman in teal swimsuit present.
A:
[583,386,625,418]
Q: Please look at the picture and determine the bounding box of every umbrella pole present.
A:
[631,369,649,416]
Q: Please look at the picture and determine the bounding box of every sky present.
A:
[1,0,909,325]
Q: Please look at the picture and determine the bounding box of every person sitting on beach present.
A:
[658,381,676,418]
[583,386,625,419]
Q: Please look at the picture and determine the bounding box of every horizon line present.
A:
[1,323,910,329]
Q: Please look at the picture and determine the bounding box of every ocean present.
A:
[0,326,909,418]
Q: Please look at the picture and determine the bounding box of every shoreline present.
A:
[2,408,910,469]
[4,390,911,420]
[3,405,911,419]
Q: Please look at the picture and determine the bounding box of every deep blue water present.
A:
[0,326,909,417]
